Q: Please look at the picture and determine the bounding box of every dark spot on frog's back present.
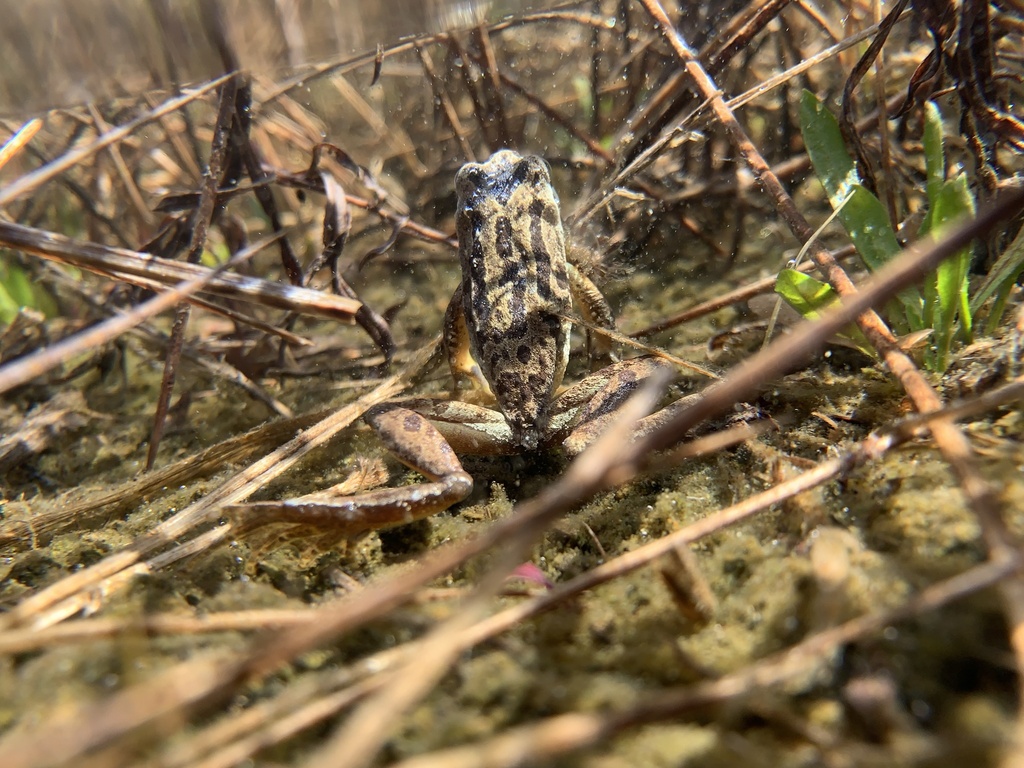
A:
[499,257,522,287]
[517,344,531,363]
[403,413,421,432]
[495,216,513,261]
[497,372,519,393]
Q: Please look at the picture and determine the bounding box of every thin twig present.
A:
[387,558,1020,768]
[0,76,232,209]
[147,75,240,470]
[0,233,281,396]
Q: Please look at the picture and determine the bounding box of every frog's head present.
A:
[455,150,556,214]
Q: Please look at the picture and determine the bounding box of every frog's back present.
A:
[454,151,572,448]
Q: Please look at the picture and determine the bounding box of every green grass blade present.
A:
[985,280,1020,337]
[799,91,923,331]
[971,220,1024,333]
[928,175,976,370]
[922,101,945,200]
[775,268,876,356]
[0,280,19,325]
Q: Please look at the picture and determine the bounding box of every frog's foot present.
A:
[230,406,472,538]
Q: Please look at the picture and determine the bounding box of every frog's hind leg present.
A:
[551,356,677,456]
[567,263,616,369]
[233,405,472,538]
[443,285,493,404]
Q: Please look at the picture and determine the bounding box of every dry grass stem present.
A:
[0,76,231,208]
[0,222,360,321]
[0,232,284,395]
[2,4,1022,766]
[389,558,1019,768]
[0,343,435,633]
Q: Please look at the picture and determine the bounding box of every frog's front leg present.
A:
[235,405,474,537]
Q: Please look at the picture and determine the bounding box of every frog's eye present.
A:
[455,165,485,195]
[529,157,554,188]
[515,156,550,187]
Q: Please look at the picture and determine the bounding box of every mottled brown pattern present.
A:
[249,152,677,536]
[454,150,572,448]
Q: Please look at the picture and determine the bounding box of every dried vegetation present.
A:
[0,1,1023,766]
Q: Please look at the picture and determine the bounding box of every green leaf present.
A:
[844,185,926,331]
[839,185,901,271]
[4,263,37,308]
[922,101,945,200]
[201,242,232,267]
[0,255,58,322]
[29,278,59,319]
[971,216,1024,334]
[799,91,923,331]
[774,269,876,357]
[775,268,838,320]
[0,279,19,324]
[927,175,976,370]
[799,90,858,204]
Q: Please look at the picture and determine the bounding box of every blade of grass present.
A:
[971,220,1024,334]
[774,268,875,356]
[923,101,945,199]
[799,90,924,331]
[928,175,976,370]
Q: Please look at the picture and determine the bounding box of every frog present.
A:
[242,150,681,536]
